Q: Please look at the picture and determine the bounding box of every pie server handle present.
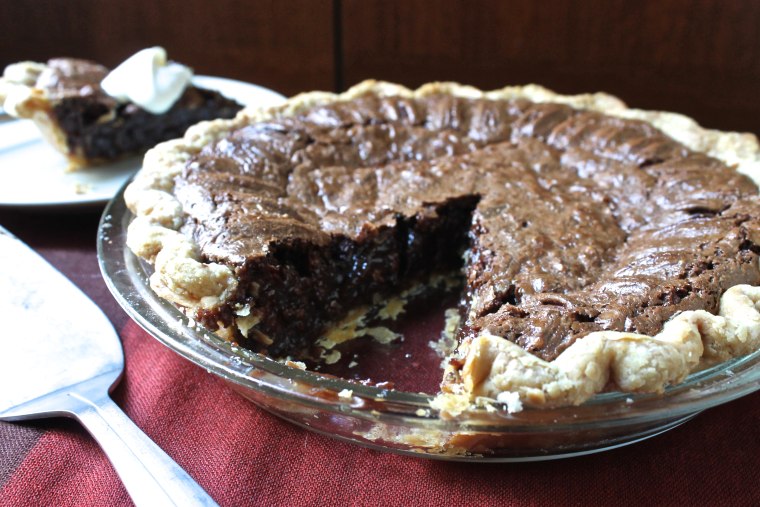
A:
[0,225,217,506]
[70,375,218,507]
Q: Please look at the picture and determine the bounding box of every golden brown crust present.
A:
[125,80,760,412]
[0,61,47,109]
[1,61,90,169]
[431,285,760,415]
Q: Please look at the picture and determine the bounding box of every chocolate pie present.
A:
[0,58,242,168]
[124,81,760,413]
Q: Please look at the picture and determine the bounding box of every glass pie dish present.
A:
[98,182,760,462]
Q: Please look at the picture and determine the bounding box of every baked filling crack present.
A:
[124,81,760,413]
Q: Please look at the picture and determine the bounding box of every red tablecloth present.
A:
[1,208,759,507]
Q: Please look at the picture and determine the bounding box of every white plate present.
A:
[0,76,286,208]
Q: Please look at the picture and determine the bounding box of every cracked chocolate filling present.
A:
[37,58,243,161]
[173,93,760,362]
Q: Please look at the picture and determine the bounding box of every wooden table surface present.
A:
[1,0,759,134]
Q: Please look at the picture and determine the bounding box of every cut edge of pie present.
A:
[123,80,760,415]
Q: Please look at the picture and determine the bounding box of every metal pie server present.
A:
[0,226,216,507]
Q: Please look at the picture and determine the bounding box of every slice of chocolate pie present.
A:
[0,51,243,169]
[124,81,760,413]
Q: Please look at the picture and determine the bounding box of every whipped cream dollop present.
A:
[100,47,193,114]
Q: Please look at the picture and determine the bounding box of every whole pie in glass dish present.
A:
[124,80,760,415]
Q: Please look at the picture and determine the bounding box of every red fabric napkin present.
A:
[3,316,760,506]
[1,211,759,506]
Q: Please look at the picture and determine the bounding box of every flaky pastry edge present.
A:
[123,79,760,414]
[1,61,94,168]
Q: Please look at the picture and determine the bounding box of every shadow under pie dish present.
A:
[120,81,760,435]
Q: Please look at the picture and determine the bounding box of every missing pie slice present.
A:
[0,56,243,168]
[124,81,760,413]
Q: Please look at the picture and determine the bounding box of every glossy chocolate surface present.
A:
[175,94,760,360]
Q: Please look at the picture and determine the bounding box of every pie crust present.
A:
[124,80,760,414]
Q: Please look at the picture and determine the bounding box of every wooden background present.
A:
[2,0,759,134]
